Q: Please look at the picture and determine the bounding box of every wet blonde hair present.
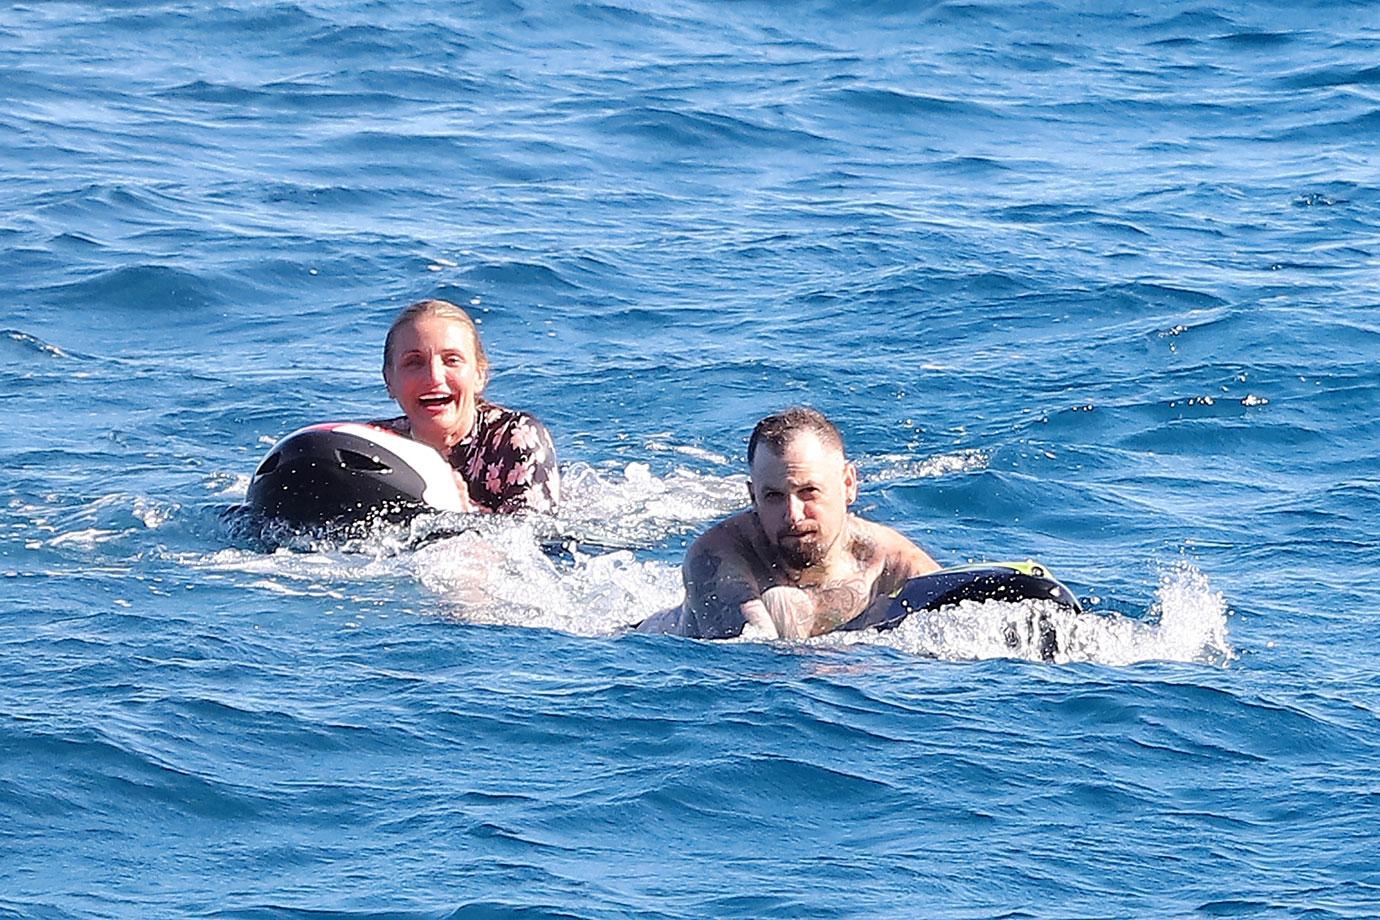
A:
[382,299,490,389]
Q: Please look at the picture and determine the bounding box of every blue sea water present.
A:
[3,0,1379,916]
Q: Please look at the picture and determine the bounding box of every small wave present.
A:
[253,181,381,211]
[463,260,579,291]
[1,329,72,359]
[1278,63,1380,90]
[31,182,191,225]
[928,155,1011,176]
[50,264,226,314]
[47,230,106,252]
[4,721,266,821]
[1106,280,1229,310]
[1140,8,1239,36]
[829,87,1000,121]
[202,2,324,37]
[1273,107,1380,144]
[572,1,673,29]
[155,79,270,106]
[351,66,486,98]
[1213,30,1297,48]
[253,79,406,115]
[596,106,825,152]
[336,130,471,161]
[995,204,1153,240]
[297,21,425,60]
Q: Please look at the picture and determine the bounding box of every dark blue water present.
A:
[3,1,1379,916]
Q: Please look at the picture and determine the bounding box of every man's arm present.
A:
[677,532,765,639]
[896,541,940,580]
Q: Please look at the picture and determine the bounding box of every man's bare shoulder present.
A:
[849,516,939,577]
[687,509,760,559]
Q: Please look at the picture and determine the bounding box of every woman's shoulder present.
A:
[472,399,557,463]
[475,400,552,435]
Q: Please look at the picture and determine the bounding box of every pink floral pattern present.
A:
[372,400,560,514]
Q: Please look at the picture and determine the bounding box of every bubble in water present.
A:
[132,497,177,529]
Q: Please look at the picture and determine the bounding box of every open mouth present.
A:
[417,393,454,408]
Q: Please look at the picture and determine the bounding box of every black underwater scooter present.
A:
[841,560,1082,661]
[245,423,464,530]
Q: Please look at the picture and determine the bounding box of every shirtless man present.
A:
[639,407,940,639]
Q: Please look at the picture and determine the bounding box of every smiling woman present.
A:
[371,299,560,515]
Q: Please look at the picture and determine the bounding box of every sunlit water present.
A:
[3,1,1379,917]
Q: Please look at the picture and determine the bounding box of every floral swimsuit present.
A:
[372,400,559,514]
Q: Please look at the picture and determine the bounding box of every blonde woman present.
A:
[373,299,559,514]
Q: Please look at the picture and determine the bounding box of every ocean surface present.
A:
[3,1,1379,916]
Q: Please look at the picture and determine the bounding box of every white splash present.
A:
[644,435,732,466]
[206,472,252,498]
[48,528,122,548]
[821,560,1231,666]
[554,461,745,549]
[413,525,682,636]
[865,449,990,482]
[192,467,703,631]
[132,497,177,529]
[1028,561,1230,666]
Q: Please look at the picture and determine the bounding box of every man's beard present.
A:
[777,528,829,569]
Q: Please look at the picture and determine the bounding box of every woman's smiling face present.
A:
[383,314,486,452]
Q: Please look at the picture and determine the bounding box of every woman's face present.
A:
[384,315,485,451]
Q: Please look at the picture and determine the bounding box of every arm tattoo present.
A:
[809,580,869,632]
[686,548,722,589]
[684,548,756,638]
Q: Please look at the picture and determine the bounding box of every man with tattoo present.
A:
[637,406,940,639]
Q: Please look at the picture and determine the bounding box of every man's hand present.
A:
[755,586,816,639]
[748,559,886,639]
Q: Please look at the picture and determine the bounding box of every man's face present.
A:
[749,431,858,570]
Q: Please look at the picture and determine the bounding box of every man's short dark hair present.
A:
[747,406,846,465]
